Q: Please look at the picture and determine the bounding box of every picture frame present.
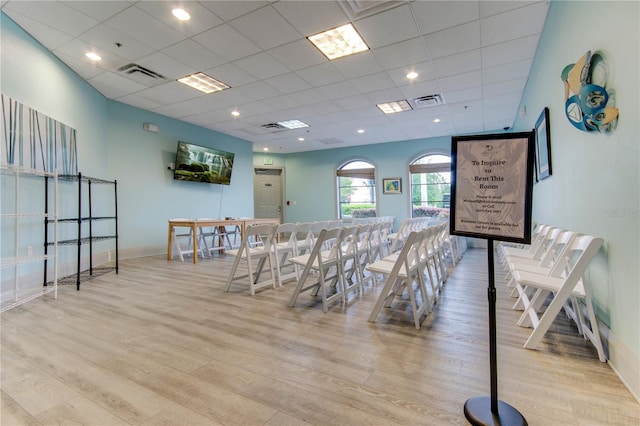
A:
[382,178,402,194]
[535,107,552,181]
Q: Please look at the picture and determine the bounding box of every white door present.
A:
[254,168,283,221]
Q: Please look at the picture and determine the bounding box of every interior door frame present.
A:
[253,166,285,223]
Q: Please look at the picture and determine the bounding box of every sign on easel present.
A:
[450,132,535,244]
[450,131,535,426]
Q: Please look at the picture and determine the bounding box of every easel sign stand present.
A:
[450,131,536,426]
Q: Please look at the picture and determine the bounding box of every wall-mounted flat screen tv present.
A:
[174,141,234,185]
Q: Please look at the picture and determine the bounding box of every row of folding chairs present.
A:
[497,224,606,361]
[366,223,456,328]
[224,219,395,298]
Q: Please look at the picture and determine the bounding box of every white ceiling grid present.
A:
[1,0,549,153]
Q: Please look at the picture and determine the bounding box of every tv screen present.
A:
[174,141,234,185]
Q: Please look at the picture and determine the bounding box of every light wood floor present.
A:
[2,248,638,425]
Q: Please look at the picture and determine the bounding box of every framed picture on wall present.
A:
[535,107,552,181]
[382,178,402,194]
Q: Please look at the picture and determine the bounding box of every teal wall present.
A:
[511,0,639,395]
[254,137,450,227]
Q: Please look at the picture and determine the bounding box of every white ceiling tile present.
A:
[481,1,548,46]
[204,63,257,88]
[163,39,227,72]
[333,95,371,111]
[265,72,311,94]
[52,52,104,80]
[149,81,203,102]
[365,87,406,104]
[483,77,527,97]
[482,59,533,85]
[115,93,161,110]
[482,34,540,66]
[233,52,289,80]
[355,4,419,48]
[134,1,223,37]
[372,37,430,69]
[104,6,186,50]
[424,21,481,59]
[273,0,348,36]
[331,51,384,79]
[3,1,98,36]
[438,70,482,92]
[53,39,129,73]
[296,63,346,87]
[431,49,482,77]
[288,88,330,105]
[89,71,149,93]
[400,80,443,100]
[441,86,483,105]
[79,24,155,62]
[199,1,270,22]
[230,5,301,50]
[387,62,437,87]
[62,1,132,21]
[194,24,261,62]
[316,81,362,100]
[351,72,397,94]
[234,81,283,101]
[261,94,305,110]
[480,1,541,18]
[411,1,480,35]
[267,39,326,71]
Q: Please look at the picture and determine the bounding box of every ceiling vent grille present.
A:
[261,123,286,131]
[117,63,166,82]
[337,0,407,20]
[411,94,445,108]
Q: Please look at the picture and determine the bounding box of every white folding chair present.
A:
[511,234,606,361]
[366,231,429,329]
[273,223,299,287]
[338,225,364,296]
[288,227,344,312]
[169,219,205,261]
[224,223,278,295]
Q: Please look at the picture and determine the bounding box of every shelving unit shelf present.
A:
[1,164,58,312]
[45,173,118,290]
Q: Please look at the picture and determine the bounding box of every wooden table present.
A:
[167,218,280,263]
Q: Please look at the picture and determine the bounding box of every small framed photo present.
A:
[382,178,402,194]
[535,107,552,181]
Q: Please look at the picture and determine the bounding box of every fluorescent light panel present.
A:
[177,72,229,94]
[308,23,369,60]
[277,119,309,129]
[377,100,412,114]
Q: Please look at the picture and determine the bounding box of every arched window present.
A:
[410,154,451,218]
[336,160,376,219]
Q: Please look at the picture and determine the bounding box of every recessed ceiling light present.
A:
[308,23,369,60]
[277,119,309,129]
[298,137,305,141]
[172,8,190,21]
[376,100,412,115]
[85,52,102,61]
[433,118,441,123]
[231,110,240,117]
[406,71,418,79]
[357,129,365,134]
[263,147,269,152]
[177,72,230,94]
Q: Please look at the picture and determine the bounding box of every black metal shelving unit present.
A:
[45,172,118,290]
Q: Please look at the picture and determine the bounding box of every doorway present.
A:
[253,167,283,222]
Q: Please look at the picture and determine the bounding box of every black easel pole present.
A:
[464,239,527,426]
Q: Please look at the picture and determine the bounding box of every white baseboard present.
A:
[600,322,640,402]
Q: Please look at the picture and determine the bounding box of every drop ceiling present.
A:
[1,1,550,154]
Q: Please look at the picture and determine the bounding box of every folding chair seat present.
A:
[273,223,299,287]
[224,223,278,295]
[169,219,205,261]
[366,230,429,328]
[511,234,606,361]
[288,227,344,312]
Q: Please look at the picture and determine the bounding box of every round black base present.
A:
[464,397,527,426]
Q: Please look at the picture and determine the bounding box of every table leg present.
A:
[167,224,173,261]
[193,224,198,264]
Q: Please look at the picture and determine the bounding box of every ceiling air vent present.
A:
[411,94,444,108]
[117,63,166,85]
[261,123,286,131]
